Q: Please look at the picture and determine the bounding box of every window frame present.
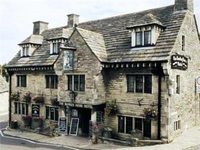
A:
[67,75,85,92]
[45,75,58,89]
[50,42,60,54]
[176,75,180,94]
[135,30,152,47]
[118,116,144,134]
[17,75,27,87]
[127,74,152,94]
[14,102,28,115]
[21,46,29,57]
[46,106,59,121]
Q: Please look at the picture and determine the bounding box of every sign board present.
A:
[196,77,200,93]
[171,55,188,70]
[69,118,79,136]
[32,104,40,117]
[58,117,68,134]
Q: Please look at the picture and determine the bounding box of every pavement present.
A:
[2,126,200,150]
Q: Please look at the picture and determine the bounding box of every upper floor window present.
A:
[63,50,74,70]
[17,75,27,87]
[127,75,152,94]
[135,30,152,47]
[176,75,180,94]
[50,42,60,54]
[68,75,85,91]
[21,46,29,57]
[45,75,58,89]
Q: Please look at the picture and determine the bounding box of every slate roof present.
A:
[7,4,187,67]
[76,28,107,61]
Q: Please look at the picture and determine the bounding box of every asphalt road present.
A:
[0,119,78,150]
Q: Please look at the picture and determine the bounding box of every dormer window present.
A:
[50,42,60,54]
[21,46,29,57]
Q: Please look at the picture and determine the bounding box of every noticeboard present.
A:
[58,117,68,134]
[69,118,79,136]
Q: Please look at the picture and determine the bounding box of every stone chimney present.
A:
[174,0,193,12]
[67,14,79,27]
[33,21,48,35]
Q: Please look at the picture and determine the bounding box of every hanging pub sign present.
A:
[63,50,74,70]
[32,104,40,117]
[58,117,68,134]
[171,54,188,70]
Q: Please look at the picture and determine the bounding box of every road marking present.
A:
[0,130,80,150]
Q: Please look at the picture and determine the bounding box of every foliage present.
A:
[104,100,118,116]
[22,116,32,127]
[143,107,157,120]
[51,98,59,106]
[23,92,32,103]
[11,92,20,101]
[33,96,44,104]
[0,64,9,81]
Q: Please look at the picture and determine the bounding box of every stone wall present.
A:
[55,30,106,105]
[167,11,200,141]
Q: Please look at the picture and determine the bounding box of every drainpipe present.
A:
[8,73,12,126]
[157,66,162,140]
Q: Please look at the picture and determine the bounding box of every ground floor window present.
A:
[96,111,104,123]
[14,102,28,115]
[118,116,144,134]
[46,106,59,121]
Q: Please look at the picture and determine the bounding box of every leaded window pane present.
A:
[136,75,143,93]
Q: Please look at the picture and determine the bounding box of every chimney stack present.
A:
[67,14,79,27]
[174,0,193,12]
[33,21,48,35]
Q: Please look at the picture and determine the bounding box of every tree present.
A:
[1,64,9,82]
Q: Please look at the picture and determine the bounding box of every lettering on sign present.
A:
[58,117,68,134]
[32,104,40,117]
[171,55,188,70]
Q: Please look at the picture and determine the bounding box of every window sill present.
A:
[131,45,155,51]
[127,92,152,94]
[50,53,59,55]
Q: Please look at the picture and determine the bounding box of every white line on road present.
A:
[0,130,80,150]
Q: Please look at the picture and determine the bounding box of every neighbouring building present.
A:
[6,0,200,143]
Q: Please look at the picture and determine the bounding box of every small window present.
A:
[45,75,58,89]
[96,111,104,123]
[174,120,181,131]
[21,46,29,57]
[182,35,185,51]
[17,75,27,87]
[144,31,151,45]
[134,30,152,47]
[68,75,85,91]
[46,106,59,121]
[135,31,143,46]
[14,102,28,115]
[127,75,152,94]
[176,75,180,94]
[50,42,60,54]
[63,50,74,70]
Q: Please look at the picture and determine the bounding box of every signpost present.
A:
[58,117,68,135]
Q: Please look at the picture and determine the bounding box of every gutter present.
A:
[8,74,12,126]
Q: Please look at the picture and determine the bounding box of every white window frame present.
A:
[21,46,29,57]
[46,106,59,121]
[14,102,28,115]
[50,42,60,54]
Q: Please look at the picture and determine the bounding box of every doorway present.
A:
[78,108,91,136]
[143,119,151,138]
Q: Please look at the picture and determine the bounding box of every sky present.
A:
[0,0,200,65]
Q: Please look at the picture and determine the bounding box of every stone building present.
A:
[6,0,200,143]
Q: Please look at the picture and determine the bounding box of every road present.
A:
[0,120,78,150]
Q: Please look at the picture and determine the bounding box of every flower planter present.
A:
[11,93,20,101]
[51,98,59,106]
[22,116,32,127]
[33,96,44,104]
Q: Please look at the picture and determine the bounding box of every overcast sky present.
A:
[0,0,199,65]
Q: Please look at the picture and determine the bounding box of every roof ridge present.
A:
[79,5,174,25]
